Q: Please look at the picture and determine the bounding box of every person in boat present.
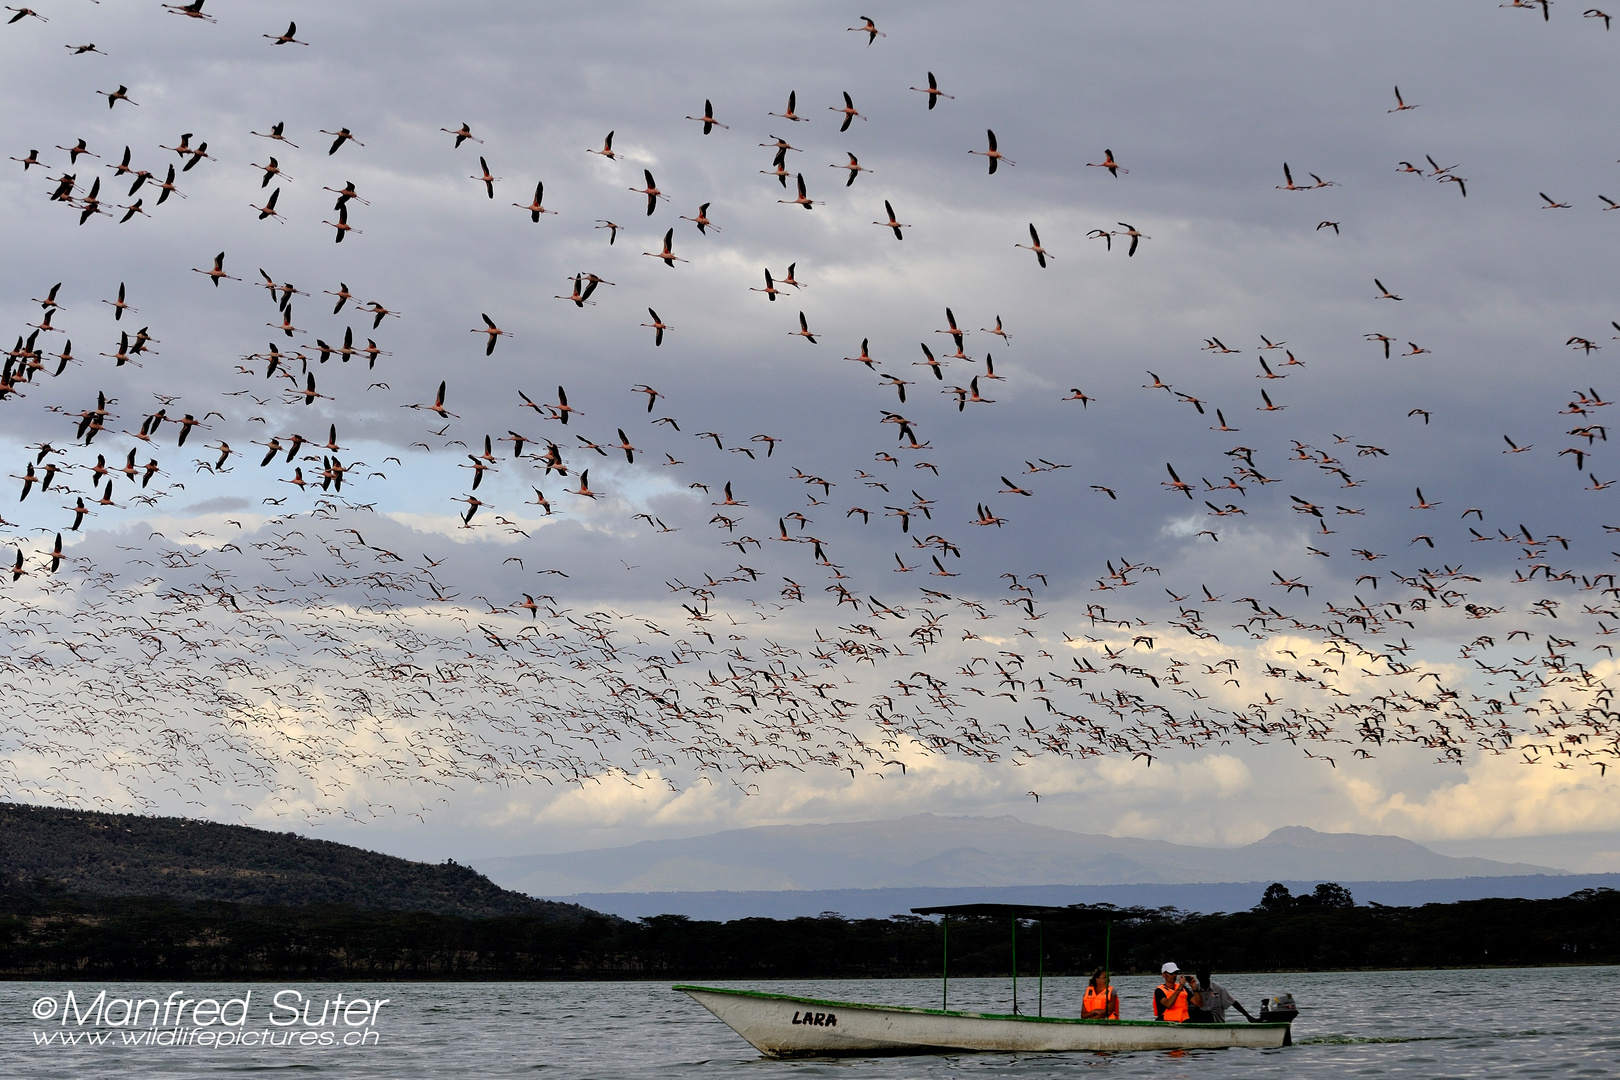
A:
[1195,966,1254,1023]
[1081,969,1119,1020]
[1187,971,1215,1024]
[1153,962,1199,1022]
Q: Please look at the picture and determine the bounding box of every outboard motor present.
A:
[1257,994,1298,1045]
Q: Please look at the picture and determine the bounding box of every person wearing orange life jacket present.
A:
[1154,961,1198,1022]
[1082,969,1119,1020]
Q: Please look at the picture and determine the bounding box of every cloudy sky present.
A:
[1,2,1618,875]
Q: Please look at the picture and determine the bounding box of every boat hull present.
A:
[675,985,1291,1057]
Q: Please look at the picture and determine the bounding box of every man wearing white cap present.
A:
[1153,961,1196,1022]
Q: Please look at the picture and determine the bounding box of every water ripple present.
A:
[2,968,1615,1079]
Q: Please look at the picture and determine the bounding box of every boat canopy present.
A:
[909,903,1122,1016]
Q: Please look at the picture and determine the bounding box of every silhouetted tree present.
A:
[1258,883,1294,911]
[1311,883,1355,909]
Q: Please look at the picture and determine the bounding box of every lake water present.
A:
[4,967,1617,1079]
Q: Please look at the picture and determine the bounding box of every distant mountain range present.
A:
[473,815,1565,898]
[3,802,1566,924]
[0,803,592,920]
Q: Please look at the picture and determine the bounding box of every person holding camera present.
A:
[1154,962,1199,1022]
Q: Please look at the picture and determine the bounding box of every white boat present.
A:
[676,984,1293,1057]
[674,901,1297,1058]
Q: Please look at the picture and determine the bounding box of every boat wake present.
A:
[1300,1030,1549,1046]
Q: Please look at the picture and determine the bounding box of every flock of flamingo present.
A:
[0,3,1616,826]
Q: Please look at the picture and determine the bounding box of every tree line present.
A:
[2,874,1614,980]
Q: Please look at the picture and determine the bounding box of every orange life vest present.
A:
[1156,981,1189,1022]
[1083,986,1119,1020]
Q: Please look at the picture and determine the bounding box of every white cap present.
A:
[1161,962,1180,973]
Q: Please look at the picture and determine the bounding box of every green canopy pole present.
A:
[1105,920,1111,975]
[942,915,949,1011]
[1038,920,1045,1017]
[1011,917,1018,1015]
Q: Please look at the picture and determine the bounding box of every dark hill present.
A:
[0,803,596,921]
